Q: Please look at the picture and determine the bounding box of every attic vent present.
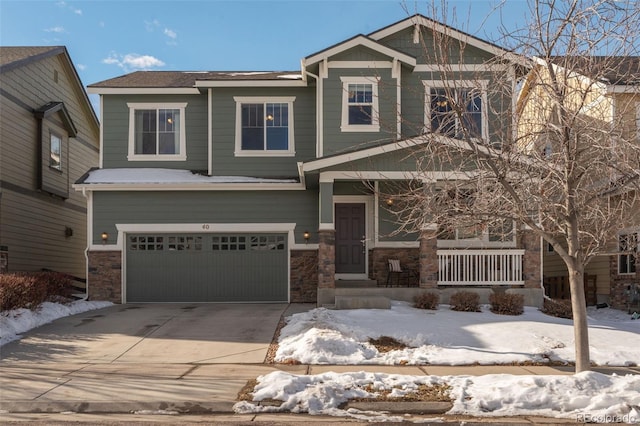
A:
[54,69,59,83]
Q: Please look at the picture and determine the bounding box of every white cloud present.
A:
[73,8,82,15]
[44,26,66,33]
[144,19,160,32]
[76,63,86,71]
[56,1,82,16]
[164,28,177,39]
[102,53,165,71]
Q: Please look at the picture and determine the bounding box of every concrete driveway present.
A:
[0,303,301,364]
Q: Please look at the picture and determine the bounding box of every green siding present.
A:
[319,183,333,224]
[322,68,396,156]
[211,87,316,177]
[102,94,208,170]
[92,190,319,245]
[377,181,419,242]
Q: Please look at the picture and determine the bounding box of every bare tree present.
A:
[387,0,640,373]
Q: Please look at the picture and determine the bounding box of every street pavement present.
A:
[1,303,637,424]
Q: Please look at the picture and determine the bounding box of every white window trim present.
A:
[127,102,187,161]
[234,96,296,157]
[340,76,380,132]
[422,80,489,141]
[618,229,638,275]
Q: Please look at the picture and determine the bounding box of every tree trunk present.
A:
[568,268,590,372]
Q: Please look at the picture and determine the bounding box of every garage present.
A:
[125,233,288,303]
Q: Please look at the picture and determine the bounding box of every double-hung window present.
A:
[234,97,295,156]
[340,77,380,132]
[127,103,187,161]
[423,81,487,140]
[619,231,638,274]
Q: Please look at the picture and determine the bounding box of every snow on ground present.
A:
[275,301,640,366]
[236,301,640,422]
[235,370,640,423]
[0,300,112,346]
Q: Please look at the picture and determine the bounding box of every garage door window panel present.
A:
[129,235,164,251]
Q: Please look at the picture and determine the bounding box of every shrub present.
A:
[449,291,480,312]
[489,292,524,315]
[542,298,573,319]
[414,292,439,310]
[0,272,73,311]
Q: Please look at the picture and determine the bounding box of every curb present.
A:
[345,401,453,414]
[0,400,235,414]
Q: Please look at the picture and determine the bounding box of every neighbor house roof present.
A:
[550,56,640,86]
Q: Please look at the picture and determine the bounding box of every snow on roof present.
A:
[83,168,298,184]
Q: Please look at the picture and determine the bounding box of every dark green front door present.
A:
[126,233,288,303]
[335,203,366,274]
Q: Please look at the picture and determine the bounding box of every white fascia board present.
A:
[319,170,472,183]
[305,36,416,67]
[369,16,514,61]
[87,87,200,95]
[72,182,305,191]
[302,137,427,172]
[328,61,394,69]
[195,80,307,88]
[414,64,509,72]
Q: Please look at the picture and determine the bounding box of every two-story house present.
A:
[517,56,640,310]
[0,46,99,279]
[78,15,542,307]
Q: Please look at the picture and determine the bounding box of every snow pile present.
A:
[234,370,640,423]
[0,300,112,346]
[84,168,298,184]
[275,301,640,366]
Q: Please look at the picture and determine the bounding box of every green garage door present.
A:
[126,233,288,303]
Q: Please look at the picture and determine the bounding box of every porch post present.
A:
[519,227,541,289]
[419,224,438,288]
[318,182,335,289]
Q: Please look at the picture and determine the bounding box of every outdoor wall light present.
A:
[101,232,108,244]
[386,198,394,206]
[303,230,310,243]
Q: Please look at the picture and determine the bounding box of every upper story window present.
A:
[50,133,62,171]
[619,231,638,274]
[127,103,187,161]
[234,97,295,157]
[423,81,488,140]
[340,77,380,132]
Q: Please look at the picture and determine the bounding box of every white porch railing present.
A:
[437,249,525,285]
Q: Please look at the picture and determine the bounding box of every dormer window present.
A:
[127,103,187,161]
[340,77,380,132]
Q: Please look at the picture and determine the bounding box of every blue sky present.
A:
[1,1,530,111]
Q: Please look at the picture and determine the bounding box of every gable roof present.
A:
[369,14,526,67]
[303,34,417,67]
[33,101,78,137]
[0,46,99,130]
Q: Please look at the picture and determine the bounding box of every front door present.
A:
[335,203,366,274]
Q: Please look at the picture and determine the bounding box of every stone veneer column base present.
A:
[87,250,122,303]
[290,249,318,303]
[609,255,640,311]
[318,229,336,290]
[519,228,542,289]
[419,229,438,288]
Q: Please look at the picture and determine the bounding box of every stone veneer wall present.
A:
[369,247,420,286]
[290,249,318,303]
[87,251,122,303]
[609,255,640,311]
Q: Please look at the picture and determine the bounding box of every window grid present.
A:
[212,236,247,251]
[619,232,638,274]
[168,236,202,251]
[129,235,164,251]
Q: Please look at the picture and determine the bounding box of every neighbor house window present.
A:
[127,103,187,161]
[50,133,62,170]
[619,231,638,274]
[340,77,380,132]
[234,97,295,156]
[423,81,487,140]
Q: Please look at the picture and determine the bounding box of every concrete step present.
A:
[335,279,378,288]
[334,296,391,310]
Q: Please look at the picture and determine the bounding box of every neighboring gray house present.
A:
[78,15,542,306]
[0,46,99,278]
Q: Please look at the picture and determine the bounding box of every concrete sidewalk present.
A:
[1,361,638,415]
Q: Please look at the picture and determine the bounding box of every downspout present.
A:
[208,88,213,175]
[79,187,90,301]
[303,64,322,158]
